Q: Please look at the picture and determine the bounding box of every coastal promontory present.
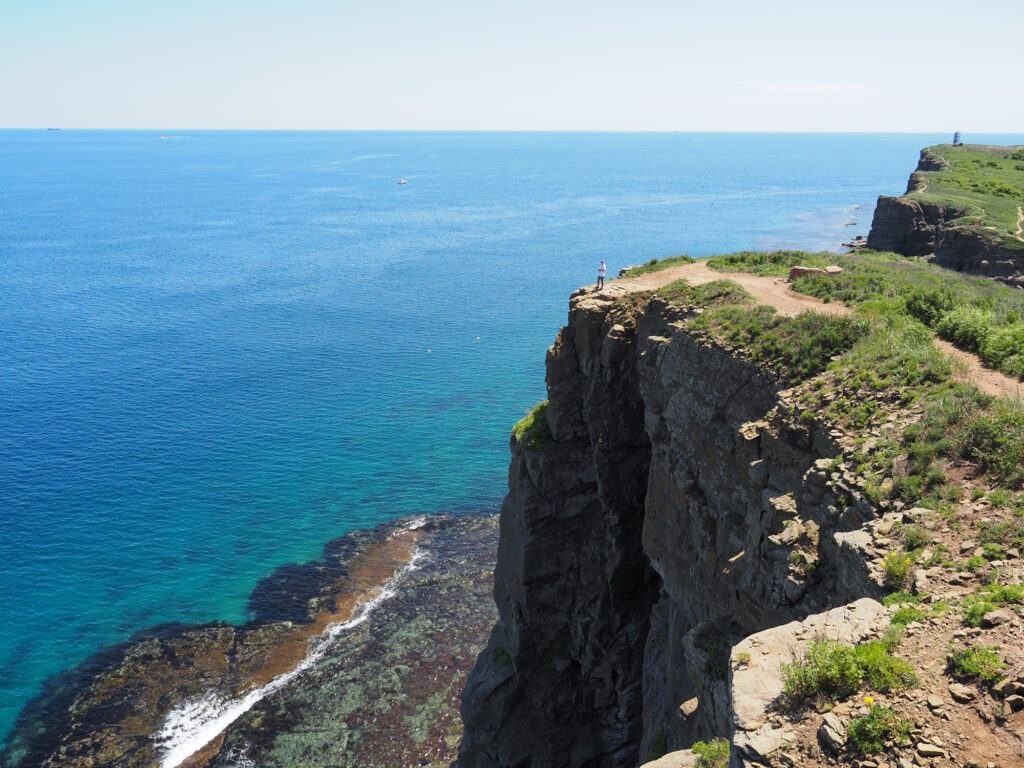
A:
[458,250,1024,767]
[867,144,1024,287]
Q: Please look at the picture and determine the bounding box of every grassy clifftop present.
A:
[908,144,1024,250]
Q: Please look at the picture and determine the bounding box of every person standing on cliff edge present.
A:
[596,259,606,290]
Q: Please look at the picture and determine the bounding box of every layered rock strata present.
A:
[458,290,882,767]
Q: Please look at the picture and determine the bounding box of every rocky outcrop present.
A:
[726,598,889,767]
[458,291,884,767]
[866,149,1024,287]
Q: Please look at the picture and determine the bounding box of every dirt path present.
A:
[598,262,1022,400]
[1016,205,1023,243]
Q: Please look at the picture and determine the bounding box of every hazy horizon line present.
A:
[4,127,1020,136]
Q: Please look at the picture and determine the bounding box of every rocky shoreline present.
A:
[1,512,498,768]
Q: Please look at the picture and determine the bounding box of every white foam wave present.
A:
[156,548,425,768]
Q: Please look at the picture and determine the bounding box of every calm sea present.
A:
[2,130,1020,743]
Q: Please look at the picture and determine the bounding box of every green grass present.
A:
[882,591,921,607]
[978,519,1024,549]
[512,400,554,451]
[947,645,1007,684]
[848,705,913,755]
[900,524,931,550]
[891,606,927,626]
[961,581,1024,626]
[686,305,868,386]
[621,254,695,277]
[692,738,730,768]
[706,250,834,276]
[907,145,1024,250]
[655,278,752,309]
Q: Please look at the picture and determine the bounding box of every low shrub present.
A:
[706,250,831,276]
[980,322,1024,378]
[512,400,553,450]
[782,641,863,701]
[900,524,931,550]
[956,399,1024,488]
[936,306,995,353]
[782,637,915,704]
[883,550,915,590]
[891,606,927,626]
[692,738,730,768]
[948,645,1006,684]
[905,287,954,327]
[853,639,917,691]
[656,279,750,309]
[848,704,912,755]
[882,590,921,607]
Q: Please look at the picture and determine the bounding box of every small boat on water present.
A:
[397,178,408,185]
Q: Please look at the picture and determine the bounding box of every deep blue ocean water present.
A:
[3,130,1022,743]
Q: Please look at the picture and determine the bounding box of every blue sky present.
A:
[1,0,1021,130]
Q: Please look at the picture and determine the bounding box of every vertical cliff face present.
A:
[458,291,881,767]
[458,292,659,768]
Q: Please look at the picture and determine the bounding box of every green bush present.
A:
[883,550,915,590]
[905,287,954,327]
[978,519,1024,549]
[853,640,917,691]
[692,738,730,768]
[706,250,831,276]
[901,524,931,550]
[512,400,554,450]
[891,606,927,626]
[936,306,995,353]
[956,399,1024,488]
[981,323,1024,378]
[656,278,750,309]
[782,641,863,701]
[848,704,912,755]
[948,645,1006,684]
[781,637,915,704]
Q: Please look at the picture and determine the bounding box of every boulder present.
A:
[818,712,847,752]
[948,682,976,703]
[640,750,699,768]
[981,609,1011,627]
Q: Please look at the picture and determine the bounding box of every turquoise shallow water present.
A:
[2,130,1022,743]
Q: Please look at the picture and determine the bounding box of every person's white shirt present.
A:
[598,262,607,276]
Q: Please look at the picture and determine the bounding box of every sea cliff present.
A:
[866,145,1024,287]
[458,255,1024,768]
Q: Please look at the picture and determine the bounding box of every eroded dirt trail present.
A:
[597,261,1022,400]
[1016,205,1023,243]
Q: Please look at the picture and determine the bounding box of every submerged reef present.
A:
[2,513,498,768]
